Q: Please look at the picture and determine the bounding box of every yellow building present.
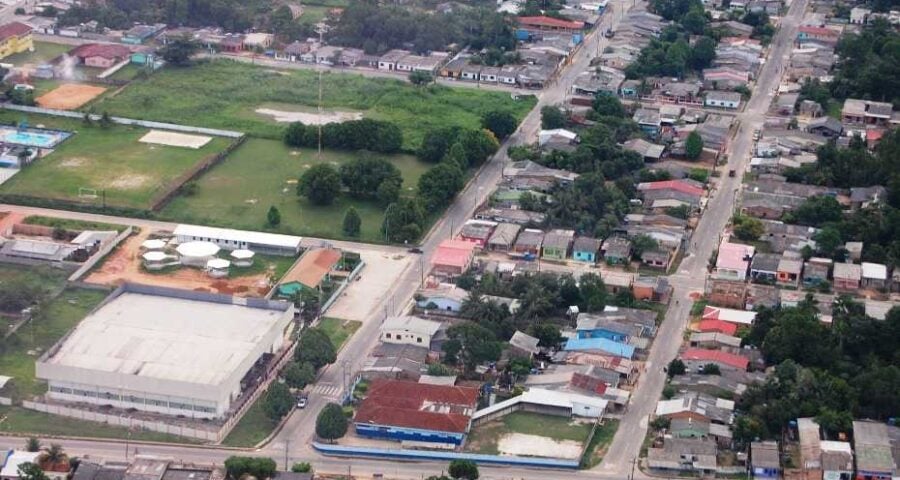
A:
[0,22,34,60]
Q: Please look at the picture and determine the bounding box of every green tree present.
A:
[789,195,844,227]
[733,215,765,241]
[284,361,316,389]
[298,163,341,205]
[160,35,199,66]
[529,323,563,347]
[813,226,842,257]
[448,459,479,480]
[631,234,659,259]
[24,437,40,452]
[592,95,627,117]
[418,162,464,212]
[224,457,277,480]
[686,131,704,160]
[444,322,502,371]
[376,178,401,206]
[342,207,361,237]
[409,70,433,85]
[295,328,337,370]
[290,463,312,473]
[418,127,461,163]
[382,198,426,243]
[261,382,294,421]
[578,273,608,312]
[689,36,717,70]
[339,156,402,199]
[702,363,721,375]
[99,111,113,129]
[316,402,348,442]
[480,110,517,139]
[444,142,469,171]
[667,359,686,376]
[17,463,48,480]
[460,129,500,166]
[266,206,281,227]
[541,105,566,129]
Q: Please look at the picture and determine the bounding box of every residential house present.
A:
[475,207,546,225]
[861,262,888,289]
[602,236,632,265]
[849,186,888,210]
[122,23,166,44]
[832,262,862,291]
[776,255,803,287]
[703,67,750,90]
[380,316,442,349]
[715,241,755,281]
[850,6,871,24]
[633,276,671,302]
[852,421,896,480]
[647,438,717,475]
[315,45,341,65]
[696,114,734,151]
[689,332,742,349]
[572,236,602,263]
[658,81,701,104]
[845,241,863,262]
[498,65,519,85]
[431,239,476,278]
[479,65,500,83]
[750,253,780,283]
[681,348,749,373]
[517,15,586,32]
[563,337,636,359]
[697,319,738,336]
[622,138,665,162]
[416,285,468,313]
[702,305,756,326]
[503,160,578,186]
[641,250,671,270]
[797,25,841,47]
[820,441,854,480]
[378,49,409,71]
[750,441,781,479]
[539,129,579,152]
[218,34,244,53]
[798,100,823,117]
[508,330,540,359]
[458,220,496,248]
[0,22,33,60]
[806,117,843,137]
[669,374,749,399]
[486,223,521,252]
[707,279,748,309]
[711,20,754,37]
[542,229,574,261]
[655,391,735,425]
[353,379,478,445]
[439,56,468,78]
[634,108,662,136]
[338,48,365,67]
[0,451,43,480]
[513,229,545,256]
[802,257,831,287]
[704,90,742,109]
[775,93,800,115]
[842,98,893,126]
[637,179,705,209]
[276,247,341,295]
[278,41,311,62]
[69,43,131,68]
[746,284,779,310]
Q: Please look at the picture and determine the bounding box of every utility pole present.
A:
[284,439,289,471]
[314,23,330,161]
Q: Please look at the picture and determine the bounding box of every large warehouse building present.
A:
[36,284,294,418]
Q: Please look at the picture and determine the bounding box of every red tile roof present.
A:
[518,16,585,30]
[697,319,738,336]
[637,180,704,197]
[353,379,479,434]
[0,22,32,41]
[282,247,341,289]
[69,43,132,60]
[798,25,838,37]
[682,348,749,370]
[432,239,475,269]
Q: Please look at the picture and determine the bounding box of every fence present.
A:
[319,259,366,314]
[1,105,244,138]
[148,135,246,211]
[67,226,134,281]
[312,442,580,469]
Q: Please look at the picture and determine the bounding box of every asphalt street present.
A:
[0,0,810,476]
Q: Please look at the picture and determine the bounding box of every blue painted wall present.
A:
[355,423,465,445]
[576,328,627,342]
[313,442,580,469]
[573,250,596,263]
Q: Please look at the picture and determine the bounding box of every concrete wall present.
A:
[312,442,579,469]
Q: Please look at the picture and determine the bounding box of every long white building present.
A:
[173,224,302,256]
[36,284,294,418]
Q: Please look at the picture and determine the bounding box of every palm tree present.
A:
[39,444,66,470]
[24,437,40,452]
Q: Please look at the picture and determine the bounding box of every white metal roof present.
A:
[142,251,167,262]
[861,262,887,280]
[141,239,166,250]
[230,249,255,259]
[41,292,285,387]
[521,387,608,411]
[381,315,442,337]
[207,258,230,269]
[0,451,41,478]
[174,224,301,249]
[176,241,220,258]
[0,375,11,389]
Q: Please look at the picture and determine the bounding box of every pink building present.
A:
[431,240,476,278]
[714,241,755,281]
[69,43,132,68]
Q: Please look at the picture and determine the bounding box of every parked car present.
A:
[296,396,308,409]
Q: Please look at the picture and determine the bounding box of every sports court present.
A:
[139,130,213,149]
[36,84,107,110]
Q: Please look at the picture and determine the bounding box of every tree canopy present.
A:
[261,382,294,421]
[316,402,348,441]
[295,327,337,370]
[298,163,341,206]
[224,457,277,480]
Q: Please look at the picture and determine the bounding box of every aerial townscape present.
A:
[0,0,895,479]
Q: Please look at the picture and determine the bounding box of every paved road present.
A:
[596,0,809,474]
[0,0,808,476]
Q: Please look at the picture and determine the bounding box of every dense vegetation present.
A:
[733,299,900,445]
[59,0,272,32]
[626,0,717,78]
[830,19,900,107]
[328,1,516,54]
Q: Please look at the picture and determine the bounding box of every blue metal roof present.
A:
[563,337,635,358]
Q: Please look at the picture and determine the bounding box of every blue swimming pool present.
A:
[0,127,70,148]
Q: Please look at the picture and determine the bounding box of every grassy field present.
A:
[5,41,70,66]
[94,59,537,150]
[581,420,619,468]
[298,5,330,23]
[0,111,233,209]
[0,406,199,443]
[108,64,145,81]
[159,138,429,241]
[22,215,127,232]
[229,254,297,280]
[465,411,593,455]
[318,317,362,350]
[220,398,278,447]
[0,287,108,398]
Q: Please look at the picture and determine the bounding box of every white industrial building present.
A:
[36,284,294,419]
[380,315,442,347]
[173,224,302,256]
